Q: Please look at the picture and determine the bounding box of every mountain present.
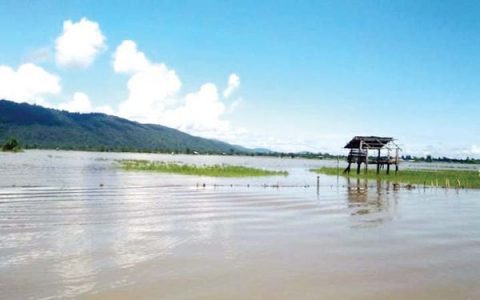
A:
[0,99,248,154]
[251,147,273,154]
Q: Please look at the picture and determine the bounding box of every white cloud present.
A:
[58,92,92,113]
[0,63,61,103]
[117,63,182,123]
[114,40,182,122]
[223,73,240,98]
[55,18,106,68]
[161,83,229,134]
[95,105,115,115]
[58,92,114,115]
[113,40,150,74]
[113,40,241,140]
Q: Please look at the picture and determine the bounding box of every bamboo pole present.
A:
[377,149,381,174]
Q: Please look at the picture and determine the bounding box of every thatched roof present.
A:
[344,136,397,149]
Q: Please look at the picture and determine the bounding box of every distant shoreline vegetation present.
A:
[118,160,288,177]
[312,167,480,189]
[1,138,22,152]
[12,145,480,164]
[400,154,480,165]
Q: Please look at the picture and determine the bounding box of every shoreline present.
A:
[312,167,480,189]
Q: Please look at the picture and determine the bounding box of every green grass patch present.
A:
[118,159,288,177]
[311,167,480,189]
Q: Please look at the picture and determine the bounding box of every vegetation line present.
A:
[118,160,288,177]
[1,138,22,152]
[312,167,480,189]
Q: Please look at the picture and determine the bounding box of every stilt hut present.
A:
[343,136,401,175]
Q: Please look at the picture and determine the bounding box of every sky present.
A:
[0,0,479,158]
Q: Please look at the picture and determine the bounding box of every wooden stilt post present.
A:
[336,156,339,176]
[365,148,369,174]
[395,148,399,174]
[387,149,391,175]
[376,149,381,174]
[358,140,364,175]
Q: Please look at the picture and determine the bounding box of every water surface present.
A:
[1,150,480,299]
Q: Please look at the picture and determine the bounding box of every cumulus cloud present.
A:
[55,18,106,68]
[117,63,182,123]
[113,40,239,139]
[161,83,229,134]
[114,40,181,122]
[0,63,61,103]
[57,92,114,114]
[58,92,92,113]
[113,40,150,74]
[223,73,240,98]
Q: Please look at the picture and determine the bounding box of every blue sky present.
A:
[0,0,479,157]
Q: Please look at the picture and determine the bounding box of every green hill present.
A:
[0,99,249,154]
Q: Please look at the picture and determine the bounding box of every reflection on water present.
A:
[346,177,398,227]
[1,150,480,299]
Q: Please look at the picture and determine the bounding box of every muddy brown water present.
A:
[1,150,480,299]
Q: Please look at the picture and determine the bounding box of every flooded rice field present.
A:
[1,150,480,299]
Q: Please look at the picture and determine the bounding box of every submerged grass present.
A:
[119,159,288,177]
[312,167,480,189]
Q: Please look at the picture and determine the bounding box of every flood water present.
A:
[1,150,480,299]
